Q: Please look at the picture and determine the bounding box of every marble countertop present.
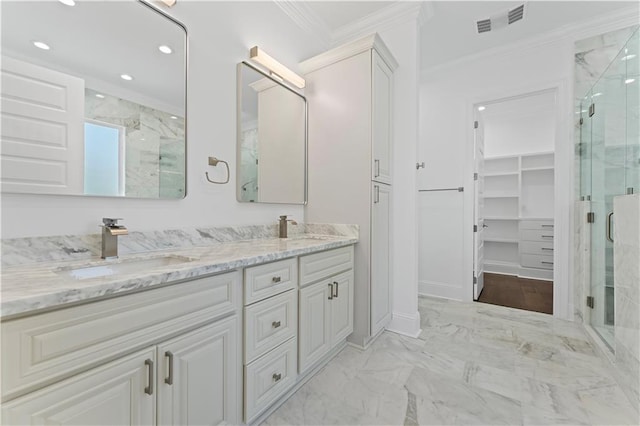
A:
[1,234,357,320]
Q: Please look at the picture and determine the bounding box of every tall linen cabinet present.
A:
[301,34,397,347]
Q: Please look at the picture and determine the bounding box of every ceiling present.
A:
[294,1,637,69]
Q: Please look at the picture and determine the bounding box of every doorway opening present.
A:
[473,89,557,315]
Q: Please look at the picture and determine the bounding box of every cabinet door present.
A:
[2,348,155,426]
[329,270,355,345]
[298,281,332,374]
[371,183,392,335]
[371,50,393,184]
[157,316,239,426]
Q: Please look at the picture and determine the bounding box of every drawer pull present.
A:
[272,373,282,382]
[272,276,282,283]
[333,281,339,298]
[541,235,554,238]
[328,283,334,300]
[541,261,554,265]
[145,359,154,395]
[272,320,281,329]
[541,248,554,251]
[541,224,554,228]
[165,351,174,385]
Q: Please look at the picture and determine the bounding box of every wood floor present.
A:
[477,273,553,314]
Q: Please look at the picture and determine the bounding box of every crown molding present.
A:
[299,33,398,75]
[274,1,332,48]
[421,5,639,78]
[332,1,431,46]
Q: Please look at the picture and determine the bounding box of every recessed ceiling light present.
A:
[170,116,178,120]
[625,78,636,84]
[621,54,637,61]
[95,94,105,99]
[120,74,133,81]
[477,106,486,111]
[158,45,172,54]
[33,41,50,50]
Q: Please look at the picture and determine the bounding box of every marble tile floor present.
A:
[263,296,639,425]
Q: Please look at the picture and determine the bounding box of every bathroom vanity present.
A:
[1,230,357,425]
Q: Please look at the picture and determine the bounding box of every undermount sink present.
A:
[57,255,194,280]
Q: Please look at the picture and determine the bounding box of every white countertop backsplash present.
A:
[0,223,358,319]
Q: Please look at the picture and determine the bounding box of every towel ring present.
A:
[205,157,230,184]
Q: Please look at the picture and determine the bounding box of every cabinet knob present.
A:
[272,276,282,283]
[272,320,281,328]
[272,373,282,382]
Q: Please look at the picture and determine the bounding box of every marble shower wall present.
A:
[85,88,185,198]
[613,194,640,411]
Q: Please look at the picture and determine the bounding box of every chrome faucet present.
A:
[101,218,128,259]
[278,215,297,238]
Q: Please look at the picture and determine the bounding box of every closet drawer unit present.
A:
[299,246,354,287]
[521,254,554,270]
[520,229,555,242]
[244,337,297,423]
[520,241,554,256]
[1,270,240,401]
[245,257,297,305]
[244,290,297,364]
[520,220,554,231]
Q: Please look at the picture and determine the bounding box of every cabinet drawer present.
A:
[299,246,354,287]
[520,220,554,230]
[1,270,240,401]
[244,338,297,423]
[245,290,297,363]
[521,229,555,242]
[520,241,554,255]
[244,258,297,305]
[521,254,554,270]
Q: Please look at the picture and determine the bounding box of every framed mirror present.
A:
[237,61,307,204]
[0,0,187,199]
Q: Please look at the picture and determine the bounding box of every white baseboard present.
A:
[386,310,421,338]
[418,279,464,301]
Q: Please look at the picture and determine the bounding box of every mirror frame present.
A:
[236,60,308,205]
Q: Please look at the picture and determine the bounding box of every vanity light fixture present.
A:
[159,45,173,54]
[58,0,75,6]
[477,106,486,111]
[120,74,134,81]
[33,41,50,50]
[249,46,305,89]
[161,0,177,7]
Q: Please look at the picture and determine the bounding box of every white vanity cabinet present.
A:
[1,271,242,426]
[301,34,397,347]
[298,247,354,374]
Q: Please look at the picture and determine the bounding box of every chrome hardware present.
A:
[145,359,154,395]
[541,224,554,228]
[165,351,173,385]
[419,187,464,192]
[205,157,230,184]
[541,261,554,265]
[272,276,282,283]
[272,321,281,328]
[588,103,595,117]
[607,212,614,243]
[328,283,334,300]
[587,296,594,309]
[374,159,380,177]
[541,248,554,251]
[416,162,425,170]
[541,235,554,238]
[272,373,282,382]
[587,212,595,223]
[333,281,339,298]
[374,185,380,204]
[278,215,297,238]
[627,187,635,195]
[100,218,128,259]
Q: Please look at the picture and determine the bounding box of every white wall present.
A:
[1,2,325,238]
[419,35,574,319]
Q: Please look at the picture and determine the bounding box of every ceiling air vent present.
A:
[476,3,525,34]
[477,19,491,34]
[508,4,525,24]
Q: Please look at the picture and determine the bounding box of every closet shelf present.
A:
[484,216,519,220]
[484,172,519,177]
[484,193,519,199]
[484,238,519,244]
[522,167,554,172]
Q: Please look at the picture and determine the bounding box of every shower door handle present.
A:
[606,212,614,243]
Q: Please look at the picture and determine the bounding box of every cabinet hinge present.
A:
[587,212,595,223]
[474,121,479,129]
[586,296,594,309]
[579,117,584,125]
[473,225,478,232]
[473,275,478,284]
[474,173,478,181]
[589,103,595,117]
